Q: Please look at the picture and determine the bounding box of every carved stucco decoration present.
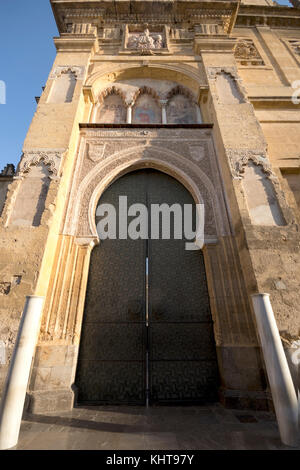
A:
[132,85,161,105]
[98,86,127,105]
[87,143,106,162]
[50,66,86,81]
[18,149,66,179]
[62,129,232,244]
[127,28,165,54]
[186,10,233,34]
[234,39,264,66]
[189,144,207,163]
[93,83,198,116]
[58,8,105,31]
[66,23,97,35]
[166,85,197,104]
[194,24,221,35]
[226,149,270,179]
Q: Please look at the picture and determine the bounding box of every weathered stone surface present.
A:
[0,0,299,415]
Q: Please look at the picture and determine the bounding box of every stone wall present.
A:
[0,0,299,407]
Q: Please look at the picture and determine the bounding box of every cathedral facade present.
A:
[0,0,299,426]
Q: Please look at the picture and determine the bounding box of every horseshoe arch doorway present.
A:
[75,169,219,405]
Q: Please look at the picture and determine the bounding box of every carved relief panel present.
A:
[234,39,264,66]
[122,25,168,54]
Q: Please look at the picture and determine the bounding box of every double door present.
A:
[76,169,219,404]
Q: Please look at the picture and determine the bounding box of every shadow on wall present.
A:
[9,163,50,227]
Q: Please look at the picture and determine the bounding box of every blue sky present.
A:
[0,0,293,171]
[0,1,58,170]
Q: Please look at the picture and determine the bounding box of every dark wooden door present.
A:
[75,169,219,405]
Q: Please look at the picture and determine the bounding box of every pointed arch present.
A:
[132,86,161,105]
[67,144,225,242]
[166,85,196,104]
[98,86,127,106]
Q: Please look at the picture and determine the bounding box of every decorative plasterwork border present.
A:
[18,149,66,179]
[50,66,86,81]
[62,128,232,242]
[94,83,198,109]
[63,8,105,19]
[226,149,272,180]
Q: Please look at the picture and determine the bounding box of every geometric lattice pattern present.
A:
[76,170,219,405]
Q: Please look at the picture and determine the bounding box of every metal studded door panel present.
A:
[76,169,219,405]
[76,172,147,404]
[148,171,219,403]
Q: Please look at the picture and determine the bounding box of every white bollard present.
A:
[0,296,44,450]
[251,293,299,447]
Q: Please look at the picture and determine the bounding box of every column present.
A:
[91,104,99,123]
[160,100,168,124]
[126,103,133,124]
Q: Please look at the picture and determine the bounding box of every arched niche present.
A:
[132,93,162,124]
[242,162,286,226]
[96,91,126,124]
[48,71,76,104]
[86,65,203,99]
[215,73,244,105]
[10,163,50,227]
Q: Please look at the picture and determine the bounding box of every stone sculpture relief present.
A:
[127,29,165,53]
[18,150,63,178]
[234,39,264,66]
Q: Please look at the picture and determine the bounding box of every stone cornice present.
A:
[50,1,300,43]
[236,4,300,29]
[51,0,240,34]
[54,35,98,52]
[194,36,237,53]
